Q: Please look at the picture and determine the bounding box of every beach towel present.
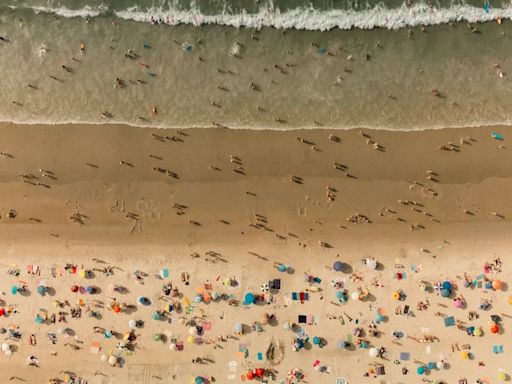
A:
[493,345,504,354]
[444,316,456,327]
[313,277,322,283]
[270,279,281,289]
[298,315,307,323]
[399,352,410,361]
[257,352,263,360]
[90,341,101,354]
[313,360,320,367]
[160,268,169,279]
[51,268,57,278]
[292,292,298,301]
[26,265,33,274]
[306,315,314,325]
[299,292,305,302]
[202,322,212,331]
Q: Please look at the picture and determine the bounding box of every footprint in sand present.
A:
[298,207,307,216]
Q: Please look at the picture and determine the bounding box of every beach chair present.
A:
[160,268,169,279]
[26,265,33,274]
[292,292,298,301]
[257,352,263,360]
[493,345,504,354]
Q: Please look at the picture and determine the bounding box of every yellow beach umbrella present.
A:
[498,372,507,381]
[79,269,86,278]
[187,335,195,344]
[460,351,469,359]
[392,291,400,300]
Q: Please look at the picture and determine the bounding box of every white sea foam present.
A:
[115,4,509,31]
[8,2,511,31]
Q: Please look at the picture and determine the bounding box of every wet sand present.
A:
[0,123,512,383]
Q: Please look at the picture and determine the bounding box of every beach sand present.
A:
[0,123,512,383]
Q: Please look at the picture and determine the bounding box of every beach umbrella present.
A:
[203,292,211,303]
[100,354,108,362]
[108,355,117,366]
[153,333,161,341]
[427,362,436,370]
[436,361,445,369]
[333,261,343,272]
[234,323,243,333]
[128,320,136,329]
[351,291,360,301]
[417,366,425,375]
[335,291,344,299]
[260,284,269,292]
[151,312,161,321]
[113,305,121,313]
[493,280,503,290]
[369,347,379,357]
[10,285,18,295]
[312,336,321,345]
[485,281,493,289]
[277,264,286,272]
[460,351,469,359]
[366,258,377,270]
[498,372,507,381]
[392,291,400,300]
[474,327,483,337]
[1,343,9,352]
[283,322,291,330]
[137,296,150,306]
[104,330,112,339]
[37,285,46,295]
[255,368,264,378]
[454,299,463,308]
[0,308,5,317]
[188,327,197,336]
[71,285,79,293]
[246,371,255,380]
[34,315,44,324]
[79,269,87,278]
[57,328,64,335]
[211,291,219,301]
[195,295,203,303]
[86,286,95,294]
[491,323,499,333]
[244,293,255,305]
[337,340,346,350]
[440,288,450,297]
[169,343,176,350]
[442,281,452,290]
[194,377,204,384]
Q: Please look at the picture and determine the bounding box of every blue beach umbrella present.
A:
[11,285,18,295]
[335,291,344,299]
[151,312,161,321]
[86,286,95,294]
[337,340,346,350]
[195,295,203,303]
[34,315,44,324]
[104,330,112,339]
[37,285,46,295]
[313,336,321,345]
[195,377,204,384]
[417,366,425,375]
[138,296,151,306]
[333,261,343,272]
[234,323,242,333]
[442,281,452,291]
[243,293,255,305]
[277,264,286,272]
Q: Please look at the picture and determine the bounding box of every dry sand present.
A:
[0,123,512,383]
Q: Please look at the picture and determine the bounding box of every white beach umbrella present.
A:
[366,258,377,270]
[108,355,117,365]
[351,291,360,301]
[1,343,9,352]
[169,343,176,351]
[369,347,379,358]
[128,320,136,329]
[188,326,198,336]
[100,354,108,362]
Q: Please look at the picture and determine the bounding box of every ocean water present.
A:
[0,1,512,130]
[3,0,512,30]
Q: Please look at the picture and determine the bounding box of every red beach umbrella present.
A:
[0,308,5,317]
[255,368,265,378]
[71,285,79,293]
[246,371,255,380]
